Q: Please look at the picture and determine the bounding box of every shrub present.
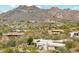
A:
[52,35,61,40]
[0,42,7,49]
[0,32,2,36]
[13,47,19,53]
[27,37,33,45]
[56,47,69,53]
[26,47,38,53]
[73,38,79,42]
[4,48,14,53]
[7,39,16,47]
[65,41,75,50]
[16,37,27,45]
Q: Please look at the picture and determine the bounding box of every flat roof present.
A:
[3,32,24,36]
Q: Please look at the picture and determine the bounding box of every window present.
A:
[74,33,79,36]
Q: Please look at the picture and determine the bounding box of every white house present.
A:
[70,31,79,37]
[33,39,65,50]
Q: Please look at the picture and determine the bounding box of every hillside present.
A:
[0,5,49,23]
[0,5,79,53]
[0,5,79,23]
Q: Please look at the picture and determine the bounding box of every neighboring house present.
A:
[33,39,65,50]
[48,29,64,35]
[2,32,24,40]
[12,29,27,32]
[70,31,79,37]
[70,28,76,31]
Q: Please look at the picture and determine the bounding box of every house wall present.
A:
[0,36,2,40]
[70,32,79,37]
[2,35,22,40]
[48,30,63,35]
[2,35,9,40]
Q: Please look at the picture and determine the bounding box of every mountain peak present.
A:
[50,7,61,10]
[16,5,39,10]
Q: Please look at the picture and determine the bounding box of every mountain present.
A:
[0,11,3,14]
[1,5,79,23]
[0,5,49,23]
[48,7,79,23]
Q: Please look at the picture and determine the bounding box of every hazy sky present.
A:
[0,5,79,12]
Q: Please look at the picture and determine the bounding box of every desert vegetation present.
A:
[0,5,79,53]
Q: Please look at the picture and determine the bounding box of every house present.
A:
[70,31,79,37]
[33,39,65,51]
[70,28,76,31]
[2,32,24,40]
[48,29,64,35]
[12,29,27,32]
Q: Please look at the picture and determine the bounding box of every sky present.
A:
[0,5,79,12]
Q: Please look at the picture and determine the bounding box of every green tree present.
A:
[0,32,2,36]
[0,31,2,40]
[27,37,33,45]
